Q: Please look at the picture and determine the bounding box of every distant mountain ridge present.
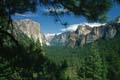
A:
[49,17,120,47]
[12,17,120,47]
[50,32,70,46]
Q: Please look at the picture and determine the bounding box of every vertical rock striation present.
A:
[13,19,48,46]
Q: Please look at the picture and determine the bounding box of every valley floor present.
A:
[43,36,120,80]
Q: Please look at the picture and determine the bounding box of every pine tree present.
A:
[78,43,107,80]
[78,58,87,80]
[88,44,105,80]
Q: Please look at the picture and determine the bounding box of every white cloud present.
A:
[61,23,106,32]
[44,8,68,13]
[56,32,62,35]
[61,24,79,32]
[15,13,33,17]
[45,32,62,41]
[45,33,56,38]
[83,23,106,28]
[45,33,56,42]
[45,32,62,38]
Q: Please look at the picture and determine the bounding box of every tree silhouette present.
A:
[40,0,119,22]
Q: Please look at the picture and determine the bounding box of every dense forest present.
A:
[44,35,120,80]
[1,29,120,80]
[0,33,69,79]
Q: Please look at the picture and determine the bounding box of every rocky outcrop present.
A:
[50,32,71,46]
[70,17,120,47]
[50,17,120,47]
[13,19,48,46]
[45,34,55,43]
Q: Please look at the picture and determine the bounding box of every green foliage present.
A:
[97,36,120,80]
[0,33,68,80]
[40,0,115,22]
[44,36,120,80]
[0,0,119,24]
[78,44,106,80]
[0,58,13,79]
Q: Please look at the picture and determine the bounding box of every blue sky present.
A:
[12,4,120,34]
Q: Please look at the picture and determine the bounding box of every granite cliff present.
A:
[50,17,120,47]
[13,19,48,46]
[12,17,120,47]
[50,32,70,46]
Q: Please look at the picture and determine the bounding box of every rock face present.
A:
[50,32,70,46]
[45,34,55,43]
[12,17,120,47]
[13,19,48,46]
[50,17,120,47]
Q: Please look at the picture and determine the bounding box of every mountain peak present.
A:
[13,19,48,46]
[49,17,120,47]
[76,25,92,35]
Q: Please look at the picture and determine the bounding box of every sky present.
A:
[12,4,120,34]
